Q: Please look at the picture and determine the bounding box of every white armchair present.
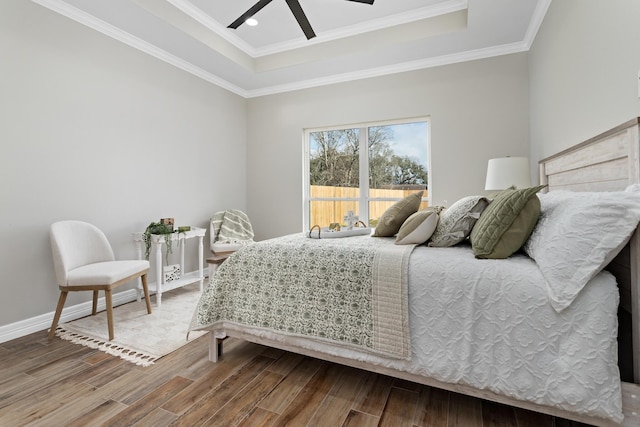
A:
[48,220,152,341]
[210,209,254,255]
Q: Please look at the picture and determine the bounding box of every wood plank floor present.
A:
[0,331,597,426]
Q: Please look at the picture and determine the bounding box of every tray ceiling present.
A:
[32,0,551,97]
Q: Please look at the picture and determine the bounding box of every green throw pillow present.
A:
[470,185,545,259]
[373,191,424,237]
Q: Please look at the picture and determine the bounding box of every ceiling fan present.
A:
[228,0,375,40]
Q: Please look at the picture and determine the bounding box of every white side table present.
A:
[133,227,206,307]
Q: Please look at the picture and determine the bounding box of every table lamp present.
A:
[485,157,531,190]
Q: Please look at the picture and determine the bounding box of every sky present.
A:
[386,121,429,169]
[309,121,429,170]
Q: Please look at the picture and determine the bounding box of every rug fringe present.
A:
[55,327,158,367]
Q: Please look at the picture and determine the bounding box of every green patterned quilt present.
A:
[190,233,414,359]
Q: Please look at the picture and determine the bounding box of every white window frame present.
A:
[302,117,431,231]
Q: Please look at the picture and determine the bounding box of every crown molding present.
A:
[166,0,257,56]
[252,0,469,57]
[168,0,468,58]
[523,0,552,48]
[246,41,530,98]
[31,0,549,100]
[31,0,249,97]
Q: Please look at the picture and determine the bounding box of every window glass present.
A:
[368,122,429,226]
[306,119,429,230]
[309,129,360,192]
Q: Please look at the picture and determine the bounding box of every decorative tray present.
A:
[307,225,372,239]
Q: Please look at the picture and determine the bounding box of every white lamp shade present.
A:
[485,157,531,190]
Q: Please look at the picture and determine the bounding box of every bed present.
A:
[190,117,640,427]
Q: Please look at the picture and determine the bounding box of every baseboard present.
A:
[0,268,208,344]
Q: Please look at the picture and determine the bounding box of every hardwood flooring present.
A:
[0,331,598,426]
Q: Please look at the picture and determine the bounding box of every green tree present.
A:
[310,126,427,188]
[385,155,428,186]
[309,129,359,187]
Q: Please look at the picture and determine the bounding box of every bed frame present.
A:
[210,118,640,426]
[539,118,640,385]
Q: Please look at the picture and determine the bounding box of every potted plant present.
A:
[142,221,176,262]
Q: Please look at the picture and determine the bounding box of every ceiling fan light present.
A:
[245,18,258,26]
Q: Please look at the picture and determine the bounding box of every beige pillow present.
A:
[373,191,424,237]
[395,209,439,245]
[428,196,489,247]
[470,185,545,259]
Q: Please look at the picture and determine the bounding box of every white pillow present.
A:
[524,190,640,312]
[395,210,439,245]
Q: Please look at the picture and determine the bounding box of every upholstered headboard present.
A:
[538,117,640,383]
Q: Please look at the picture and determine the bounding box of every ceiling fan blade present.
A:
[228,0,274,29]
[285,0,316,40]
[347,0,374,4]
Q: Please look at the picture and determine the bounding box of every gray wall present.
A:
[529,0,640,161]
[0,1,247,327]
[11,0,620,333]
[246,54,530,240]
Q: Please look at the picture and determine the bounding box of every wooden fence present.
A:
[310,185,428,227]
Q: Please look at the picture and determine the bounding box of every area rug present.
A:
[55,284,206,367]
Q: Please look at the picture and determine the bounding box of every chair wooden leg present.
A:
[49,291,68,340]
[141,274,152,314]
[105,289,114,341]
[92,290,99,315]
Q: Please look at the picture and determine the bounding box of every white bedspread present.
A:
[214,244,623,423]
[403,244,622,423]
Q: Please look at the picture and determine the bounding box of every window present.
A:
[303,118,429,230]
